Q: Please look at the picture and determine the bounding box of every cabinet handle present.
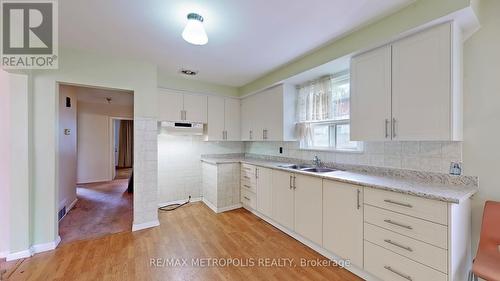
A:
[384,219,413,230]
[255,168,258,179]
[249,130,253,140]
[356,189,361,210]
[392,118,396,138]
[384,199,413,208]
[384,239,413,252]
[384,266,413,281]
[385,119,390,138]
[243,185,251,189]
[289,175,293,189]
[293,175,296,189]
[244,176,250,179]
[242,167,252,171]
[263,129,268,140]
[243,196,250,201]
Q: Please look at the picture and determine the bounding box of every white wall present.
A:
[77,101,133,183]
[463,0,500,253]
[58,85,77,211]
[245,141,462,174]
[0,70,11,256]
[158,134,243,204]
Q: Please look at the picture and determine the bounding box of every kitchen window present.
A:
[296,71,362,151]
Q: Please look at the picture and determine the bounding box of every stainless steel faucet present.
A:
[312,155,322,167]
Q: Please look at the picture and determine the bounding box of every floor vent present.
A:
[58,206,67,221]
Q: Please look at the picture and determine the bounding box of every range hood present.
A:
[159,121,204,135]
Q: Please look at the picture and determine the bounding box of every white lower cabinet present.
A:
[294,174,323,245]
[271,170,295,230]
[322,180,363,267]
[256,167,273,218]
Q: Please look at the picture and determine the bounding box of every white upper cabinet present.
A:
[350,22,462,141]
[183,94,207,123]
[158,90,184,121]
[207,96,241,141]
[207,96,226,140]
[240,84,296,141]
[350,45,392,141]
[157,89,207,123]
[392,23,457,141]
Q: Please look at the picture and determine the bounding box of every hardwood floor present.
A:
[58,169,133,245]
[8,203,362,281]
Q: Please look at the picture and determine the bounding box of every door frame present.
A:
[109,116,133,180]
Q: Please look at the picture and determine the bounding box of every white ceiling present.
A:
[73,86,134,106]
[60,0,413,87]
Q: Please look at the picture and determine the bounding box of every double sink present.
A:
[277,164,337,173]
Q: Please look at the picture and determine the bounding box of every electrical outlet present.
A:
[279,147,283,154]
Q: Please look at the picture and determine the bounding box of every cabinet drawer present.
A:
[364,188,448,225]
[241,179,257,193]
[241,164,256,174]
[241,189,256,210]
[364,241,447,281]
[241,172,256,184]
[364,205,448,249]
[364,223,448,273]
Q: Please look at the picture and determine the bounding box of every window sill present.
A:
[299,147,364,154]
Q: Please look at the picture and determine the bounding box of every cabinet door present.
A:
[241,94,260,140]
[350,45,392,141]
[259,86,284,141]
[294,174,322,245]
[256,167,272,218]
[224,98,241,141]
[392,23,451,140]
[240,97,251,141]
[158,90,183,121]
[272,170,294,229]
[184,94,207,123]
[323,180,363,267]
[207,96,225,140]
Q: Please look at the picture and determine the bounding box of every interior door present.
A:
[350,45,392,141]
[207,96,225,140]
[272,170,294,229]
[392,23,451,140]
[158,90,183,121]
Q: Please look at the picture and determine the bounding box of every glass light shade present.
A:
[182,17,208,45]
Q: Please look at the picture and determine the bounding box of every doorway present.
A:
[57,84,134,245]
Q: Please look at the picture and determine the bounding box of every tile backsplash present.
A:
[245,141,462,174]
[157,134,243,204]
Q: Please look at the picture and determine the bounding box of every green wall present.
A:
[239,0,471,95]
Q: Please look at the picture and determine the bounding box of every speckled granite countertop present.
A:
[201,157,478,204]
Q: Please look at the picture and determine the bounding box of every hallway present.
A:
[58,168,133,245]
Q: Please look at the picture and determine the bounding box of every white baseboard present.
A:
[30,235,61,255]
[158,197,201,207]
[243,206,379,281]
[6,249,31,261]
[68,198,78,211]
[201,199,242,213]
[132,220,160,232]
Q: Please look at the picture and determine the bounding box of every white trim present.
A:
[158,197,201,207]
[201,199,242,213]
[68,198,78,211]
[132,220,160,232]
[157,86,240,99]
[242,206,381,281]
[202,198,218,213]
[6,249,31,261]
[30,236,61,254]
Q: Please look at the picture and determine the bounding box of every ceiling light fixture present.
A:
[182,13,208,45]
[180,69,198,76]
